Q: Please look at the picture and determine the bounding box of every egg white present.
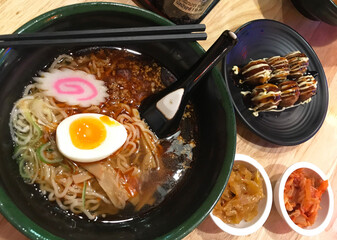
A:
[56,113,127,163]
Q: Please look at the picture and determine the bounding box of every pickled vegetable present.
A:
[284,168,328,228]
[213,163,265,224]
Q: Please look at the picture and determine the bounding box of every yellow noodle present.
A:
[10,51,164,219]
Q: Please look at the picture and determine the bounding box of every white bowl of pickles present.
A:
[274,162,334,236]
[210,154,272,236]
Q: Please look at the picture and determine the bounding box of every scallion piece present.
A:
[37,142,63,164]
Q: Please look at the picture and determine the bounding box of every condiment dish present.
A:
[274,162,334,236]
[210,154,272,236]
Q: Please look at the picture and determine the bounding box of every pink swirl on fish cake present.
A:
[34,69,109,107]
[53,77,98,101]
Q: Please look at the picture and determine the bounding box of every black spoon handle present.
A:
[182,30,238,93]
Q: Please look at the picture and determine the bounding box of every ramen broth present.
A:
[10,48,197,221]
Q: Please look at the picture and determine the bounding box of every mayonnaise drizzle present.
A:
[250,97,312,117]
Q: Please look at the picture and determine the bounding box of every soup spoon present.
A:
[139,30,237,138]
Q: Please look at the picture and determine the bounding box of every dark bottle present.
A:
[134,0,220,24]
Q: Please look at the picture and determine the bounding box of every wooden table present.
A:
[0,0,336,239]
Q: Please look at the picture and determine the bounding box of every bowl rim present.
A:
[276,162,334,236]
[0,2,236,240]
[210,154,273,236]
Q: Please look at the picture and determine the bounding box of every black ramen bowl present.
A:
[291,0,337,26]
[0,2,236,240]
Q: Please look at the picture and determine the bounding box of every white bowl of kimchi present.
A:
[210,154,273,236]
[274,162,334,236]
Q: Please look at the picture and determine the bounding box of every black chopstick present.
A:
[0,33,207,47]
[0,24,206,47]
[0,24,205,40]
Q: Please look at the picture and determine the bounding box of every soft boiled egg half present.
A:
[56,113,127,163]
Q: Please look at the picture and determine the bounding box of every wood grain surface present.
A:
[0,0,336,240]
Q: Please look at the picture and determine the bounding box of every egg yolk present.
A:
[69,117,107,150]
